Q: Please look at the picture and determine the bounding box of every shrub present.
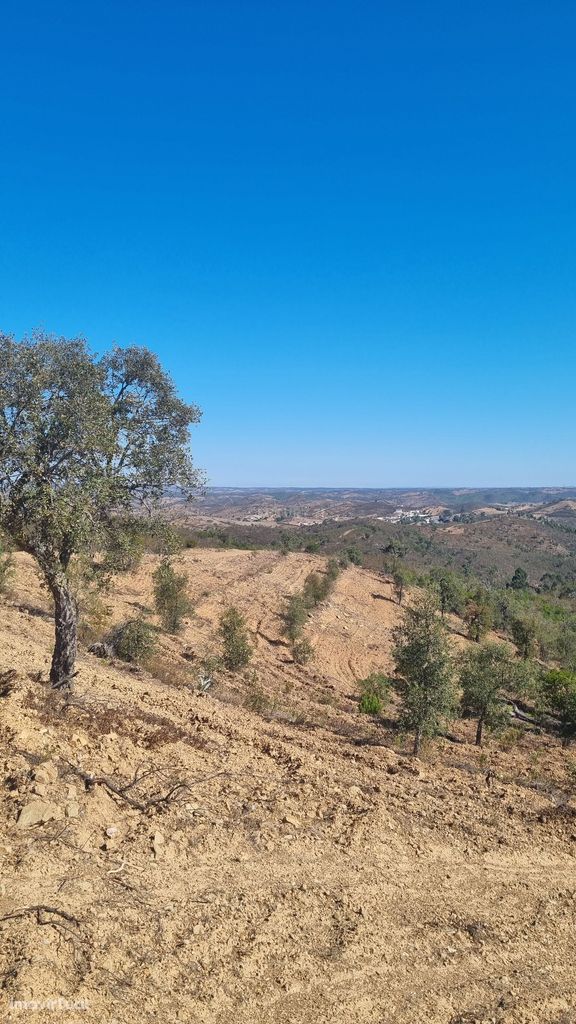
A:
[110,618,157,663]
[346,546,362,566]
[292,638,314,665]
[359,691,383,715]
[541,669,576,745]
[219,607,252,670]
[283,595,308,642]
[153,559,192,633]
[326,558,340,582]
[509,567,529,591]
[358,673,391,716]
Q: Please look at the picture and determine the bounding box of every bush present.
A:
[292,638,314,665]
[326,558,340,582]
[153,559,192,633]
[541,669,576,745]
[346,546,362,566]
[358,672,391,716]
[359,691,383,715]
[109,618,157,663]
[283,594,308,642]
[219,607,252,670]
[303,571,331,606]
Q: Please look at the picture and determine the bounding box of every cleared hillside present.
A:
[1,551,576,1024]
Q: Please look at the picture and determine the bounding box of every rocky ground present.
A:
[1,550,575,1024]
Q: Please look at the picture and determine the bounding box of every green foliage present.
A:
[541,669,576,745]
[153,559,192,633]
[459,642,515,745]
[102,518,148,573]
[283,559,340,658]
[219,606,252,671]
[463,588,493,642]
[0,332,201,687]
[509,567,529,590]
[510,615,539,660]
[392,567,408,605]
[358,691,383,715]
[346,546,362,566]
[358,673,391,716]
[283,595,309,642]
[429,569,463,617]
[110,618,157,663]
[292,638,314,665]
[393,594,456,753]
[303,571,331,606]
[326,558,341,582]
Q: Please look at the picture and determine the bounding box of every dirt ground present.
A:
[1,550,576,1024]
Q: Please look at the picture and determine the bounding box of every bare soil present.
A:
[1,550,575,1023]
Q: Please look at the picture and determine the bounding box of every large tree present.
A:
[393,594,455,754]
[0,332,201,688]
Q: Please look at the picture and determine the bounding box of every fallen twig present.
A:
[0,905,80,927]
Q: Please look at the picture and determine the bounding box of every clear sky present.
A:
[1,1,575,487]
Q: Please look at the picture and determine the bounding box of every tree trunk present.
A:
[413,728,422,755]
[49,579,78,689]
[475,716,484,746]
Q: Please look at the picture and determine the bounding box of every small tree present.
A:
[464,589,493,642]
[219,606,252,671]
[393,594,455,754]
[511,615,539,660]
[541,669,576,745]
[153,559,192,633]
[0,333,201,688]
[509,567,528,591]
[459,642,515,746]
[392,567,407,605]
[303,571,329,607]
[430,570,462,618]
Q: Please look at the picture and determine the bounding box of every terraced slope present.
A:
[1,551,575,1024]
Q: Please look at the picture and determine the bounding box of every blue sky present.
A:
[1,1,575,487]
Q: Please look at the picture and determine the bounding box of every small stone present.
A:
[283,814,300,827]
[16,800,61,829]
[152,831,165,858]
[65,801,80,819]
[34,763,57,784]
[32,783,48,797]
[105,826,119,838]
